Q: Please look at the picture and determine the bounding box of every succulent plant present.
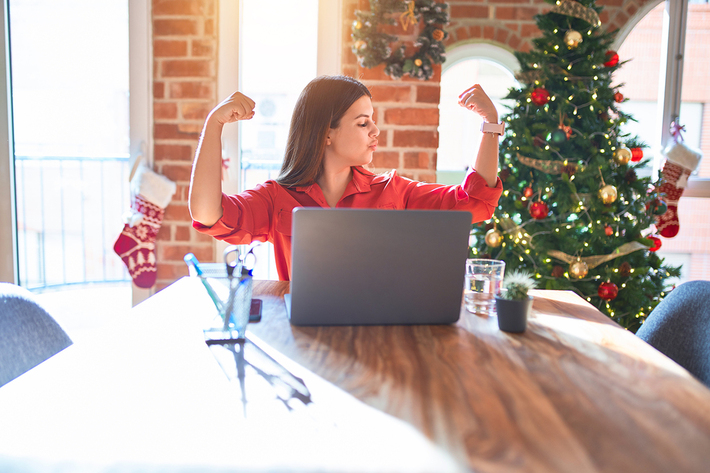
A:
[500,270,537,300]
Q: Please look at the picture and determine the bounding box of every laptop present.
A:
[285,208,471,326]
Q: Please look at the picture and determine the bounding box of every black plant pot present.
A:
[495,296,533,333]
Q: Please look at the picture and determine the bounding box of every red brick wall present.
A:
[152,0,217,290]
[151,0,656,289]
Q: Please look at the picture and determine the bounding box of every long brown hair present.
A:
[276,75,372,187]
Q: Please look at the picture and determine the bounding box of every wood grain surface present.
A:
[251,281,710,473]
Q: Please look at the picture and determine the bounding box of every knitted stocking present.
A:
[656,142,702,238]
[114,165,176,288]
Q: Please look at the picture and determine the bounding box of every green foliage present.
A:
[501,270,537,300]
[471,0,680,332]
[351,0,449,80]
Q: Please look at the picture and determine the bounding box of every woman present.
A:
[189,75,503,281]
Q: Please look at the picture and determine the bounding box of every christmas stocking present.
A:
[114,164,176,288]
[656,141,702,238]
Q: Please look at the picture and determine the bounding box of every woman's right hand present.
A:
[209,91,256,126]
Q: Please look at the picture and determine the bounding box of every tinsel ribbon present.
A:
[551,0,601,27]
[547,241,647,269]
[517,153,566,174]
[399,0,416,31]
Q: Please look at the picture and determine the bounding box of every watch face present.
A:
[481,122,505,134]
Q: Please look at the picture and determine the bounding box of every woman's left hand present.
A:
[458,84,498,123]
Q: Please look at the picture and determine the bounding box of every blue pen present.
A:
[184,253,223,313]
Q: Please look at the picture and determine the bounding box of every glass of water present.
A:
[464,259,506,315]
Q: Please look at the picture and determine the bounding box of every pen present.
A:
[184,253,223,313]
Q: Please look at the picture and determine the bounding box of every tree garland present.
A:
[351,0,450,80]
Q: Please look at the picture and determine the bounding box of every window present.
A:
[437,44,518,184]
[616,0,710,283]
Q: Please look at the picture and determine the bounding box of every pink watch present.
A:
[480,121,505,135]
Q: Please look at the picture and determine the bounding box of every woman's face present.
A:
[324,95,380,170]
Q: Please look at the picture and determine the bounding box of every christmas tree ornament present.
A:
[603,50,619,67]
[613,146,632,165]
[531,87,550,106]
[652,199,667,215]
[551,0,601,26]
[533,134,547,147]
[604,225,614,236]
[614,92,624,103]
[529,201,549,220]
[624,169,637,183]
[353,20,362,30]
[354,40,367,51]
[499,168,511,182]
[599,184,618,204]
[114,164,177,288]
[630,147,644,162]
[648,235,662,252]
[523,186,534,198]
[414,58,422,67]
[569,259,589,279]
[550,129,568,144]
[619,261,632,277]
[656,124,703,238]
[432,29,444,41]
[598,281,619,300]
[564,29,583,48]
[552,265,565,278]
[484,229,503,248]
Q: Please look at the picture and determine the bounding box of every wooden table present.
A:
[1,277,710,472]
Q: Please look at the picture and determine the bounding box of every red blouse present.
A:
[193,166,503,281]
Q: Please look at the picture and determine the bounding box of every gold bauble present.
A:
[613,146,632,165]
[564,30,583,48]
[353,20,362,30]
[484,229,503,248]
[354,40,367,50]
[569,260,589,279]
[598,184,618,204]
[414,58,423,67]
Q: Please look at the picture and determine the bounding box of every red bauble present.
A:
[523,186,534,198]
[531,88,550,106]
[598,281,619,301]
[648,235,662,252]
[630,147,644,162]
[604,226,614,236]
[614,92,624,103]
[604,50,619,67]
[529,201,549,220]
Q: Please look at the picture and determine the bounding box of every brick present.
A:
[520,23,540,38]
[154,39,188,57]
[393,130,439,148]
[495,28,510,44]
[154,102,178,120]
[495,7,538,21]
[156,223,173,241]
[204,18,215,36]
[159,163,194,183]
[191,39,214,57]
[384,107,439,126]
[450,5,488,18]
[169,81,213,99]
[369,85,412,103]
[154,19,199,36]
[483,25,495,40]
[159,243,212,263]
[155,144,194,162]
[164,202,190,221]
[154,123,200,140]
[154,81,165,99]
[418,172,437,183]
[161,59,213,78]
[156,262,189,280]
[403,151,431,169]
[153,0,209,16]
[181,102,212,120]
[508,34,522,50]
[371,152,399,169]
[416,85,440,104]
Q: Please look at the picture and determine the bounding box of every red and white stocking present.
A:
[656,142,702,238]
[114,165,176,288]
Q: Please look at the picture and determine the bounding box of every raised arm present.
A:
[188,91,256,227]
[458,85,500,188]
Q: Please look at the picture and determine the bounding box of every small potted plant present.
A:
[495,270,536,333]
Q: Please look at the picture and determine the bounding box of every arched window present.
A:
[437,43,519,184]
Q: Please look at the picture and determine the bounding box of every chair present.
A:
[0,283,73,388]
[636,280,710,388]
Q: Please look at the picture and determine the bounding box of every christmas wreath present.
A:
[351,0,450,80]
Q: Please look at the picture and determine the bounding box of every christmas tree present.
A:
[470,0,680,332]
